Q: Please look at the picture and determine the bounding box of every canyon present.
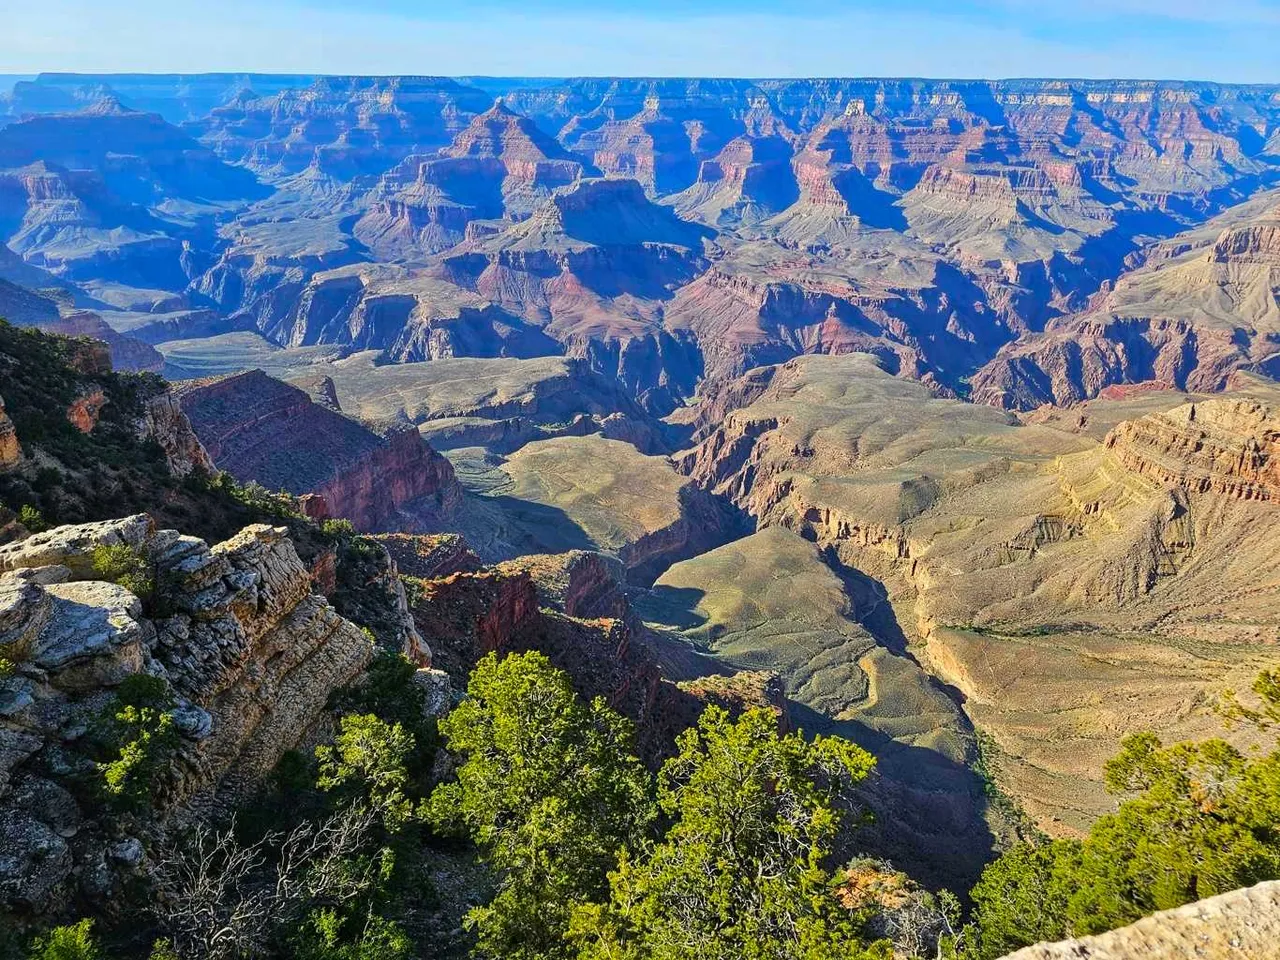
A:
[3,71,1280,946]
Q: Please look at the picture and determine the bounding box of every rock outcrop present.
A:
[1104,399,1280,502]
[66,386,106,434]
[371,533,483,580]
[0,515,375,916]
[174,370,464,532]
[495,551,629,621]
[134,392,214,478]
[395,535,707,763]
[0,395,19,466]
[1000,880,1280,960]
[972,198,1280,410]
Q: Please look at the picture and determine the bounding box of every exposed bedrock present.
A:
[174,370,464,533]
[674,353,1280,833]
[999,880,1280,960]
[0,516,376,916]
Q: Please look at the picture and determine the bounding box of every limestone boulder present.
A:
[0,515,154,579]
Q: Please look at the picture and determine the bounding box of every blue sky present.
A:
[1,0,1277,81]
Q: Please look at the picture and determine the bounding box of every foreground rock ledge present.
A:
[0,514,376,916]
[1000,880,1280,959]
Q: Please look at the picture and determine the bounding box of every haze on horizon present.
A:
[1,0,1277,83]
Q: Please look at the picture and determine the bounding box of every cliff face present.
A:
[495,550,630,621]
[1104,399,1280,502]
[999,880,1280,960]
[354,101,589,260]
[0,395,19,466]
[175,370,464,533]
[134,392,215,478]
[395,532,750,764]
[0,515,375,916]
[972,199,1280,410]
[311,425,462,534]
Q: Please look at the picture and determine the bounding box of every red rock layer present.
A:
[175,370,463,532]
[1105,399,1280,502]
[0,393,20,465]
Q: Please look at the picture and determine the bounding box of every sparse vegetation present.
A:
[96,674,179,811]
[966,663,1280,957]
[972,730,1039,841]
[26,920,101,960]
[17,504,48,532]
[91,543,154,599]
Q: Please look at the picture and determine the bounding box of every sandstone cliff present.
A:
[0,515,375,916]
[1104,399,1280,502]
[133,391,215,478]
[174,370,464,533]
[0,395,19,466]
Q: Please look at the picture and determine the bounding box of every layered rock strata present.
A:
[0,515,375,916]
[676,353,1280,832]
[175,370,464,532]
[0,395,19,466]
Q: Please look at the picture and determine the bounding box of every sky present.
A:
[0,0,1277,82]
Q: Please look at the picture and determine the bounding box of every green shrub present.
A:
[968,729,1280,957]
[321,518,358,540]
[428,651,654,960]
[91,543,154,599]
[97,674,178,811]
[17,504,47,533]
[291,909,413,960]
[27,920,100,960]
[317,714,417,832]
[573,706,883,960]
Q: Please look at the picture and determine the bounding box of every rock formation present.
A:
[134,392,215,478]
[355,100,590,259]
[29,312,165,374]
[0,103,263,288]
[66,385,106,433]
[174,370,464,533]
[1104,399,1280,502]
[0,515,375,915]
[0,395,19,466]
[999,880,1280,960]
[973,197,1280,409]
[676,353,1280,832]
